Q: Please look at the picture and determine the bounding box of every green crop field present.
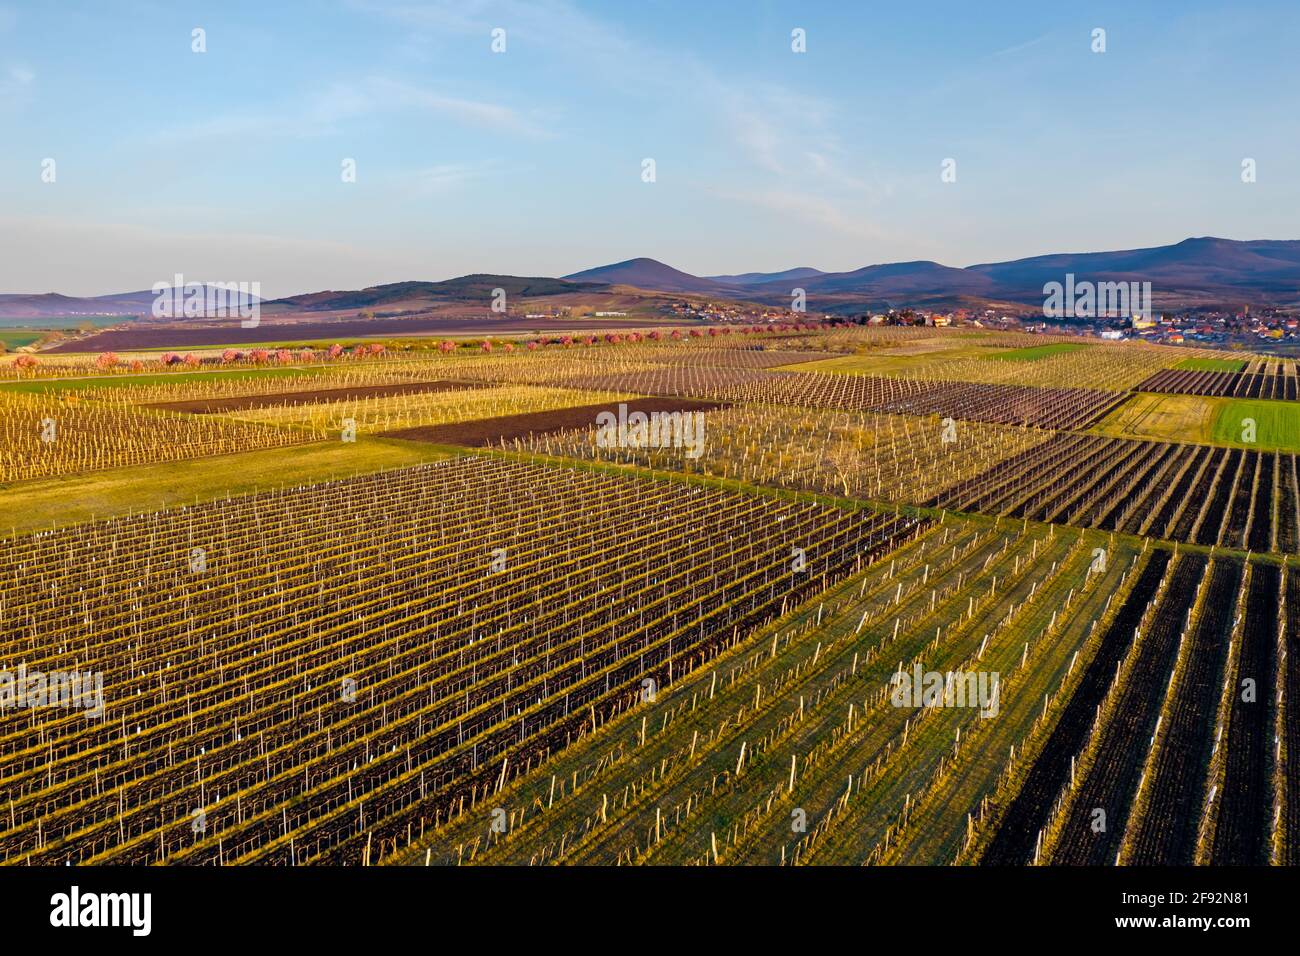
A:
[0,330,42,350]
[987,343,1089,361]
[1211,398,1300,451]
[1174,357,1247,373]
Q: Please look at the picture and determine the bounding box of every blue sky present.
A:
[1,0,1298,296]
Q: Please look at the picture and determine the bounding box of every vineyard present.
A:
[928,433,1300,553]
[512,404,1051,503]
[449,360,1126,429]
[0,457,916,864]
[1139,358,1297,399]
[0,390,312,482]
[399,522,1143,866]
[388,539,1289,868]
[0,325,1293,869]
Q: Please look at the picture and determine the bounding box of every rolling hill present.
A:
[563,258,726,294]
[704,267,826,286]
[270,275,607,312]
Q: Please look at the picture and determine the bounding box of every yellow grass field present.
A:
[1090,393,1220,444]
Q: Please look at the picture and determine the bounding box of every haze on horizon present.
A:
[1,0,1298,298]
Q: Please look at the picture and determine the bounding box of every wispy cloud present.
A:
[990,32,1052,58]
[0,62,34,109]
[153,75,546,144]
[350,0,635,59]
[403,159,507,196]
[357,0,848,177]
[712,187,890,243]
[364,77,546,137]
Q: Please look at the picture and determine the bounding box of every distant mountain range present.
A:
[966,237,1300,307]
[0,285,263,320]
[0,290,163,319]
[563,239,1300,312]
[6,238,1300,320]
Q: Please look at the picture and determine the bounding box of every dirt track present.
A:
[382,397,727,447]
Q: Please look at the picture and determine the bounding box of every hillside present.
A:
[563,257,726,293]
[272,275,608,311]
